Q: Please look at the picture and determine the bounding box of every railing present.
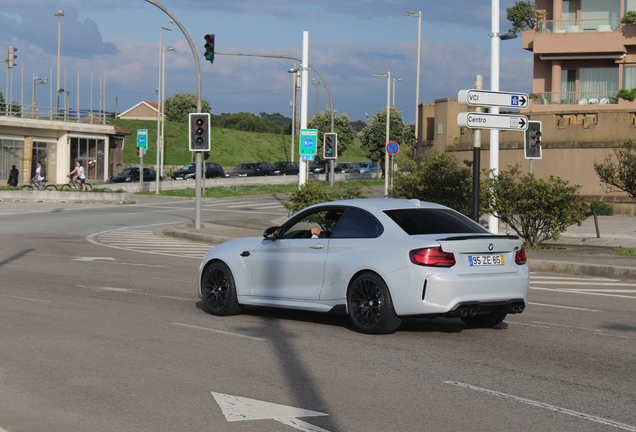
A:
[533,91,619,105]
[0,102,116,124]
[538,18,622,34]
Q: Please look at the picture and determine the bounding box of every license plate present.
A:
[469,255,504,266]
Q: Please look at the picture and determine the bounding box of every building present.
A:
[118,101,161,121]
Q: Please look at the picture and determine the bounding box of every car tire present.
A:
[461,310,508,328]
[347,272,402,334]
[201,261,243,316]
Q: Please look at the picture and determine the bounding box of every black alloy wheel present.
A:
[201,261,242,316]
[347,272,402,334]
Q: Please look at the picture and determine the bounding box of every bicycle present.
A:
[21,179,58,191]
[61,177,92,191]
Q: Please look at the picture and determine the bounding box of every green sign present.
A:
[299,129,317,155]
[137,129,148,150]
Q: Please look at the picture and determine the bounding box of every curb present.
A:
[163,227,233,245]
[529,259,636,281]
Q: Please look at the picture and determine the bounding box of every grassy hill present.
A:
[110,118,368,168]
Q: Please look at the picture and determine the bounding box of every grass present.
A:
[136,179,384,199]
[612,247,636,256]
[110,118,369,169]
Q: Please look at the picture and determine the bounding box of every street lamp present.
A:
[160,46,175,185]
[55,10,64,118]
[31,76,48,118]
[288,65,301,163]
[404,11,421,150]
[392,78,402,106]
[372,72,391,198]
[156,20,173,194]
[311,78,322,115]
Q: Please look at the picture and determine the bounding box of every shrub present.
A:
[594,139,636,198]
[283,180,369,214]
[482,165,586,246]
[617,88,636,102]
[622,10,636,24]
[585,201,613,216]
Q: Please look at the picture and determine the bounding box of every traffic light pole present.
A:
[145,0,203,229]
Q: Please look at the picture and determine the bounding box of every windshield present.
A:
[120,168,138,175]
[384,209,488,235]
[236,163,255,170]
[180,163,196,170]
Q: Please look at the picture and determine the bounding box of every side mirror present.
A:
[263,226,279,239]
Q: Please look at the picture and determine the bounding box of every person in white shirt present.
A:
[68,160,87,191]
[32,161,44,189]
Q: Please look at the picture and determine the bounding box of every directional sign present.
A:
[457,112,528,131]
[299,129,317,156]
[301,154,314,161]
[212,392,330,432]
[137,129,148,150]
[458,89,529,109]
[386,141,399,156]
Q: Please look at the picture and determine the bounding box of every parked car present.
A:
[108,167,159,183]
[308,160,342,174]
[197,198,529,334]
[339,162,361,173]
[171,162,225,180]
[272,161,299,176]
[226,161,275,177]
[358,161,379,173]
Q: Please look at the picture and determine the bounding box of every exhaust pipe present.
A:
[459,308,468,318]
[517,305,525,313]
[468,308,477,317]
[512,305,519,313]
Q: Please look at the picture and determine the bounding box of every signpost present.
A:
[386,141,399,191]
[137,129,148,189]
[299,129,317,156]
[457,112,528,131]
[458,89,528,109]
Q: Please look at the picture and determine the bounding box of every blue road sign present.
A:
[386,141,399,156]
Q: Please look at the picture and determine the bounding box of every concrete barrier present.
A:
[0,190,133,204]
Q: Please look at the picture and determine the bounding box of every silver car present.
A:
[198,199,529,334]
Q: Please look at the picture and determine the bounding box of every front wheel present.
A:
[61,184,72,191]
[21,185,33,190]
[201,261,242,316]
[84,184,92,191]
[347,272,402,334]
[461,310,508,328]
[45,184,58,191]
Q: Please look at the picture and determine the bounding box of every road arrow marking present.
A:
[211,392,330,431]
[72,257,116,262]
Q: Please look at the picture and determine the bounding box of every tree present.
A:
[164,93,212,123]
[350,119,367,133]
[506,1,545,34]
[259,112,291,131]
[402,122,416,155]
[0,90,21,116]
[483,165,586,246]
[307,110,356,159]
[390,152,475,216]
[359,106,405,167]
[218,112,281,134]
[594,139,636,198]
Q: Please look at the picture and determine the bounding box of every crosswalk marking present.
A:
[530,275,636,298]
[90,229,212,259]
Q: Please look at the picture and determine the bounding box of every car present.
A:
[171,162,225,180]
[339,162,361,173]
[226,161,275,177]
[308,160,341,174]
[272,161,299,176]
[358,161,379,173]
[108,167,159,183]
[197,198,529,334]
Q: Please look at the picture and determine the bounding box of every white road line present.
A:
[444,381,636,432]
[1,294,50,303]
[531,276,617,282]
[554,289,636,293]
[531,286,636,300]
[531,281,636,287]
[172,323,266,341]
[527,302,602,312]
[507,321,636,341]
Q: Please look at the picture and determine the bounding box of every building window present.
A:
[0,139,24,182]
[626,0,636,13]
[31,141,56,181]
[579,67,619,101]
[69,137,105,180]
[624,66,636,90]
[561,70,577,104]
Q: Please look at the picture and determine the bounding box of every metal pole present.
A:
[298,32,309,187]
[415,12,421,148]
[55,10,63,117]
[488,0,501,234]
[472,75,483,223]
[290,67,297,163]
[385,71,390,198]
[161,47,173,183]
[76,70,79,121]
[90,71,93,122]
[155,85,160,193]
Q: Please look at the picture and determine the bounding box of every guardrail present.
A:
[538,18,621,34]
[533,92,618,106]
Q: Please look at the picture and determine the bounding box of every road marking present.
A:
[532,281,636,287]
[173,323,266,341]
[444,381,636,432]
[211,392,329,432]
[76,285,194,302]
[531,276,617,282]
[527,302,602,312]
[531,286,636,300]
[507,321,636,341]
[1,294,50,303]
[72,257,116,262]
[77,285,138,293]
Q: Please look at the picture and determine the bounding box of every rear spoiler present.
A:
[436,234,520,241]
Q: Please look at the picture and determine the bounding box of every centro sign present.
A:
[457,112,529,131]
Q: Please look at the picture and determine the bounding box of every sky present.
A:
[0,0,533,124]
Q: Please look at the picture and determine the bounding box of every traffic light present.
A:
[204,34,215,64]
[189,113,211,151]
[7,46,17,69]
[323,133,337,159]
[524,120,542,159]
[203,151,209,160]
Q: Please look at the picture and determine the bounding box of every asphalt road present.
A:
[1,198,635,432]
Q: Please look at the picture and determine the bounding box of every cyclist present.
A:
[68,160,87,191]
[32,161,44,189]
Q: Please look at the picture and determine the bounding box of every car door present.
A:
[248,207,344,300]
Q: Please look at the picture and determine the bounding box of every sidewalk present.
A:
[164,214,636,281]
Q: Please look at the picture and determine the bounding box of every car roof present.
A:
[309,198,447,212]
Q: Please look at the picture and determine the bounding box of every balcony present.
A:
[533,91,619,106]
[538,18,622,34]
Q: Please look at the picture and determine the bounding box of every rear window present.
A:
[384,209,487,235]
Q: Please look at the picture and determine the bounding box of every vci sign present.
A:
[457,112,529,131]
[458,89,529,110]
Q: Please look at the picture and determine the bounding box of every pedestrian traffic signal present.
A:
[7,46,17,69]
[203,151,209,160]
[204,34,215,64]
[189,113,211,151]
[524,120,542,159]
[323,133,337,159]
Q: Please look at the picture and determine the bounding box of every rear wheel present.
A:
[84,183,92,191]
[61,184,72,191]
[347,272,402,334]
[201,261,242,316]
[461,310,508,328]
[45,184,58,191]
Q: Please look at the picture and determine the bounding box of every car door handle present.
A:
[309,244,324,249]
[240,251,250,257]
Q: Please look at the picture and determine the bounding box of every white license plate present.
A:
[469,255,504,266]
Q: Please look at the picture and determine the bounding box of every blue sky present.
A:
[0,0,532,123]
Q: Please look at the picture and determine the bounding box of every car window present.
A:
[384,209,488,235]
[331,208,383,239]
[282,209,345,239]
[120,168,137,175]
[262,162,273,169]
[236,163,254,170]
[182,163,195,170]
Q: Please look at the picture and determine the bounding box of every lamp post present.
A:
[288,65,300,163]
[156,20,173,193]
[160,46,175,186]
[55,10,64,118]
[404,11,421,150]
[311,78,321,115]
[372,71,391,198]
[392,78,402,106]
[31,76,48,118]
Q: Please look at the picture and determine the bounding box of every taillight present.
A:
[515,246,527,265]
[409,247,456,267]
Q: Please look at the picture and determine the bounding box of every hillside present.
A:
[110,118,368,168]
